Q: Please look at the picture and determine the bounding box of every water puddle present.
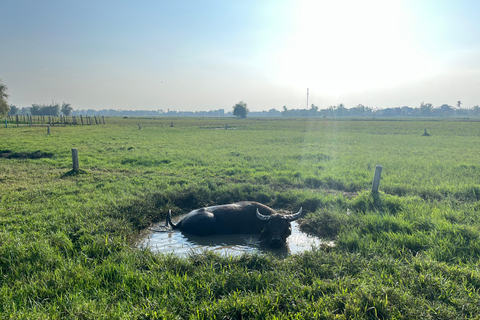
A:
[138,214,327,258]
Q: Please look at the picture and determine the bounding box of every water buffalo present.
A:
[165,201,302,248]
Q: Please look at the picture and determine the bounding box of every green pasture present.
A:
[1,117,480,319]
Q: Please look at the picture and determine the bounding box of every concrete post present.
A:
[372,165,383,193]
[71,148,79,171]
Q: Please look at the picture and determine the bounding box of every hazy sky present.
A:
[1,0,480,111]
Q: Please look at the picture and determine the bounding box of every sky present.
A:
[1,0,480,112]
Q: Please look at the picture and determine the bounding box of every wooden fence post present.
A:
[71,148,79,171]
[372,165,383,193]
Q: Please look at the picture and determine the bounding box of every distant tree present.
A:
[334,103,347,116]
[307,104,317,116]
[61,102,73,116]
[473,105,480,116]
[266,108,281,116]
[8,105,18,116]
[350,104,372,116]
[457,100,462,109]
[30,104,41,115]
[325,105,336,117]
[0,79,9,117]
[439,104,454,116]
[31,103,60,116]
[456,108,469,116]
[47,104,60,116]
[233,101,249,118]
[18,107,30,115]
[419,102,433,116]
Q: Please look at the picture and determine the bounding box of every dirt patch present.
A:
[0,150,54,159]
[61,169,89,178]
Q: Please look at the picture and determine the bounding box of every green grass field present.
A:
[1,117,480,319]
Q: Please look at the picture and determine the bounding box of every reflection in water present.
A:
[138,215,325,258]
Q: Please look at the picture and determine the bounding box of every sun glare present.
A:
[276,0,436,96]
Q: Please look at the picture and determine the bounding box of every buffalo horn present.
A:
[283,207,302,221]
[256,209,271,220]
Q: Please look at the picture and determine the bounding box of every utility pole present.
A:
[306,88,309,109]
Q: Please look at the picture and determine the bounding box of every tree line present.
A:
[7,102,480,119]
[280,102,480,118]
[2,78,480,119]
[8,103,73,116]
[0,78,74,117]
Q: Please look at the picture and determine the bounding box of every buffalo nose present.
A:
[269,238,283,248]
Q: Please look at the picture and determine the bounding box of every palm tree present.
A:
[0,79,10,117]
[0,80,7,98]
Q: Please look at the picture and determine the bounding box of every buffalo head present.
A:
[256,207,302,248]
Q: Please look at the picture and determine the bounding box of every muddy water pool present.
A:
[138,214,327,258]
